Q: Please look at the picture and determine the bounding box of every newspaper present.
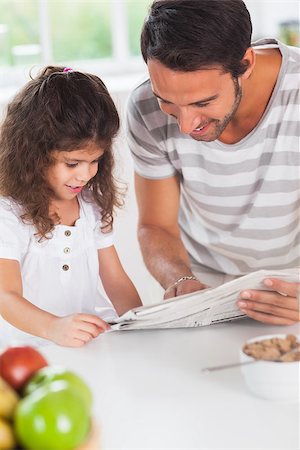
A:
[110,268,299,330]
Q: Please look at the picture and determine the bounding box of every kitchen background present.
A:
[0,0,299,304]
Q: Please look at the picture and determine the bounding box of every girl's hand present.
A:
[47,313,110,347]
[237,278,300,325]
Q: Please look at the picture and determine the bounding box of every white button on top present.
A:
[65,230,71,237]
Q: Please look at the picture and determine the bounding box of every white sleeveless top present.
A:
[0,194,118,346]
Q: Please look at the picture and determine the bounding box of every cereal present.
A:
[243,334,300,362]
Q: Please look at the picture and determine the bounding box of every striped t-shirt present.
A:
[127,39,300,276]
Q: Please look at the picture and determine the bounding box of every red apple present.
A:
[0,346,48,392]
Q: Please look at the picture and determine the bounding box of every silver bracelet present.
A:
[173,275,199,286]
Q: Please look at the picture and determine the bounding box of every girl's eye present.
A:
[66,163,78,168]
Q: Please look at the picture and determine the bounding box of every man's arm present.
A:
[135,173,206,299]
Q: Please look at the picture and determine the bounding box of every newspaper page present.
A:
[110,268,299,330]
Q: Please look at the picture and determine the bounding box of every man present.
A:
[127,0,299,325]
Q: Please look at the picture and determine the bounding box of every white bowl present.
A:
[239,334,300,401]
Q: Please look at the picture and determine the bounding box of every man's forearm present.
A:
[138,224,194,289]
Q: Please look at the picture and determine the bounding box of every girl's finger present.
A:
[79,314,111,330]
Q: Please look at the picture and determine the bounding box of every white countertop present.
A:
[42,319,300,450]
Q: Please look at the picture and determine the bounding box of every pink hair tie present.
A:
[63,67,73,72]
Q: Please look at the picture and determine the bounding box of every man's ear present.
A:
[240,47,256,80]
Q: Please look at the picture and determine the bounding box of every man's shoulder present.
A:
[284,43,300,69]
[128,77,161,116]
[129,76,152,100]
[252,38,300,58]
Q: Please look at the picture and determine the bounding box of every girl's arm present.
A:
[0,259,109,347]
[98,246,142,316]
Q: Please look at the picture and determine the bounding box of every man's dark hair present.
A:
[141,0,253,77]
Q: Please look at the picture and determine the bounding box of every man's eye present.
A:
[196,103,209,108]
[158,99,170,105]
[66,163,78,168]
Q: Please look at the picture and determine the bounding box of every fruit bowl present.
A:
[239,334,300,401]
[0,346,100,450]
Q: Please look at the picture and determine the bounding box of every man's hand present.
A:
[237,278,300,325]
[47,314,111,347]
[164,279,207,299]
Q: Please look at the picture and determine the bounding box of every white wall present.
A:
[245,0,299,39]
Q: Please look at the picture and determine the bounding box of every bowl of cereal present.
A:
[239,334,300,401]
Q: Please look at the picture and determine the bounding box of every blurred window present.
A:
[127,0,149,56]
[0,0,298,72]
[0,0,39,66]
[49,0,112,62]
[0,0,150,68]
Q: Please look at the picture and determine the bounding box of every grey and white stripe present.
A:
[126,39,300,275]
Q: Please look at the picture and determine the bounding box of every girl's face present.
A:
[46,141,104,202]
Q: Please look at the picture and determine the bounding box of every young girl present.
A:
[0,66,142,347]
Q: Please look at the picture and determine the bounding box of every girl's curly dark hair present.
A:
[0,66,123,239]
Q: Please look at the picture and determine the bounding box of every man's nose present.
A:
[177,109,203,135]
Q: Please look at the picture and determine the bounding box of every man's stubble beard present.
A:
[191,77,242,142]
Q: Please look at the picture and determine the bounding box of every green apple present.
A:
[23,366,92,411]
[14,380,90,450]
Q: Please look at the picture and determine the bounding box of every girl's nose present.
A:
[75,166,92,183]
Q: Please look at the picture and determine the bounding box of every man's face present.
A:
[148,59,242,142]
